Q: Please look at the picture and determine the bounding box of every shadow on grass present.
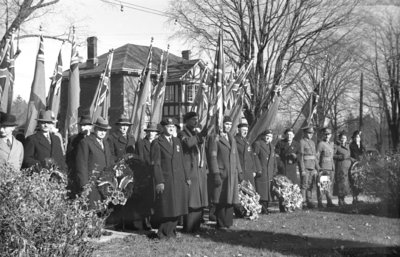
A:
[196,225,400,257]
[318,201,400,219]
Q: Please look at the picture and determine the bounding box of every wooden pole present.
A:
[359,72,363,131]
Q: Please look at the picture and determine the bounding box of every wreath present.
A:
[238,180,262,220]
[271,175,303,212]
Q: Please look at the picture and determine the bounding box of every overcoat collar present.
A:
[260,140,272,154]
[37,132,52,151]
[160,135,174,153]
[219,132,231,149]
[89,134,106,152]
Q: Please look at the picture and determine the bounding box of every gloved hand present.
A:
[213,174,222,186]
[155,183,165,194]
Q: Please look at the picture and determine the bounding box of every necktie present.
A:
[98,140,104,150]
[6,139,11,148]
[168,137,173,146]
[45,134,51,144]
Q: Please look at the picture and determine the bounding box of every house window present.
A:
[186,84,198,103]
[165,84,175,102]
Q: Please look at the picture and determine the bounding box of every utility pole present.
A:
[359,72,363,131]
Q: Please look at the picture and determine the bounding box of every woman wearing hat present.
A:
[0,113,24,170]
[349,130,365,204]
[275,128,300,186]
[23,110,66,171]
[75,117,114,210]
[108,116,136,161]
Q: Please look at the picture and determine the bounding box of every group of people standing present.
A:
[0,109,366,240]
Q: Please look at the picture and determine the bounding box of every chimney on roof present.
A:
[87,36,98,68]
[181,50,191,60]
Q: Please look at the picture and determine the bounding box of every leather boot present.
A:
[306,190,315,209]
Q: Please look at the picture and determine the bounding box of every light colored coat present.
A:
[0,136,24,170]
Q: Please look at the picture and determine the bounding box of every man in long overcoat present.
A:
[253,129,278,214]
[275,128,300,185]
[75,117,114,210]
[66,115,93,197]
[108,116,135,160]
[235,122,259,187]
[178,112,208,233]
[207,116,243,229]
[151,117,190,239]
[23,110,66,171]
[0,113,24,170]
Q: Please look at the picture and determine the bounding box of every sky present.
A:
[14,0,187,101]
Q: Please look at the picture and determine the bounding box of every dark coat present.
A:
[349,141,365,161]
[108,131,135,160]
[235,135,259,186]
[207,133,242,205]
[66,132,88,196]
[75,134,114,208]
[334,143,353,196]
[178,126,208,209]
[275,139,300,185]
[23,132,66,171]
[253,139,277,201]
[151,135,189,218]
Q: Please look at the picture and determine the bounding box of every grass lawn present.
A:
[92,200,400,257]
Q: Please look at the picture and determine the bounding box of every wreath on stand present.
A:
[271,175,303,212]
[238,180,262,220]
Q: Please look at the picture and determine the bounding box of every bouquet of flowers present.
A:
[97,155,135,206]
[271,175,303,212]
[350,161,366,193]
[238,180,262,220]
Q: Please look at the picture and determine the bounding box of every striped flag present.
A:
[89,49,114,123]
[191,69,210,129]
[206,31,225,135]
[66,34,81,135]
[0,32,15,114]
[25,36,46,137]
[46,43,63,117]
[150,47,169,124]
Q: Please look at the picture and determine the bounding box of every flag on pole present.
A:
[46,43,63,117]
[248,87,282,144]
[89,49,114,123]
[0,32,15,114]
[25,36,46,137]
[191,69,209,129]
[206,30,225,135]
[66,33,81,135]
[150,47,169,124]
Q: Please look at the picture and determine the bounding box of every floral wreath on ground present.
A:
[97,154,136,206]
[271,175,303,212]
[238,180,262,220]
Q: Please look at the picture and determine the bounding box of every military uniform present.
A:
[299,131,319,207]
[316,140,335,207]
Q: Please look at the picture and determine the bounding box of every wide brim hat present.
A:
[79,115,93,125]
[144,122,160,132]
[115,117,133,126]
[94,117,112,130]
[0,113,18,127]
[36,110,57,123]
[160,117,178,126]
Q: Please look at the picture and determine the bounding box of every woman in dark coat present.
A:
[275,128,300,185]
[253,129,278,213]
[334,131,353,206]
[349,130,366,204]
[151,118,190,239]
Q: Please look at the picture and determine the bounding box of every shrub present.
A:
[0,164,106,257]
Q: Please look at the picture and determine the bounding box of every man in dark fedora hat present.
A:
[23,110,66,171]
[75,117,114,210]
[253,129,278,214]
[178,111,208,233]
[150,117,190,239]
[66,114,93,198]
[207,116,243,229]
[0,113,24,170]
[299,126,320,208]
[108,116,136,161]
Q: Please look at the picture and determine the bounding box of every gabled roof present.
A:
[70,43,202,80]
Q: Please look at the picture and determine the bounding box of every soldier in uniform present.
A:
[178,112,208,233]
[151,117,190,239]
[207,116,243,229]
[0,113,24,170]
[253,129,278,214]
[108,116,135,160]
[316,128,335,208]
[275,128,300,185]
[235,121,260,187]
[66,115,93,198]
[299,126,320,208]
[23,110,66,171]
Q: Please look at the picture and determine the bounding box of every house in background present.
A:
[59,36,208,136]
